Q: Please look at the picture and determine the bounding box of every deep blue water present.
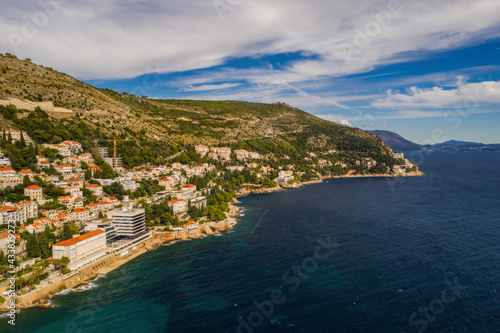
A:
[1,152,500,333]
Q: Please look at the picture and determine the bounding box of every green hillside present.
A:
[0,53,397,171]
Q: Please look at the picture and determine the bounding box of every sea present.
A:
[1,151,499,333]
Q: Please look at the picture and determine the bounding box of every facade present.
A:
[194,145,209,156]
[191,196,207,210]
[52,229,107,270]
[92,147,109,158]
[73,207,90,221]
[24,185,43,201]
[68,178,84,188]
[168,199,187,214]
[277,170,294,184]
[85,218,118,242]
[104,157,122,169]
[107,208,146,238]
[86,183,104,196]
[0,152,11,166]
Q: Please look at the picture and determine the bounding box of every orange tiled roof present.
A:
[52,229,104,247]
[25,185,42,190]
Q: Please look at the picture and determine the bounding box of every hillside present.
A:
[369,130,423,152]
[0,54,397,168]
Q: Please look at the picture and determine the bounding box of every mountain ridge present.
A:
[0,54,400,170]
[370,130,500,152]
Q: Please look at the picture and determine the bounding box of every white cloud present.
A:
[373,79,500,109]
[340,120,353,127]
[1,0,500,82]
[183,83,241,91]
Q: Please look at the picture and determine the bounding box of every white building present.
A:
[52,229,107,270]
[107,208,146,238]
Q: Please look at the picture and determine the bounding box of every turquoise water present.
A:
[1,152,500,332]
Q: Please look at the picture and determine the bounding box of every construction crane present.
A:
[107,137,139,172]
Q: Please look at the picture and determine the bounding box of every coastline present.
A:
[0,170,423,314]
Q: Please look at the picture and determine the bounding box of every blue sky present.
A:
[2,0,500,143]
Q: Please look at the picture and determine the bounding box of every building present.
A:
[277,170,294,184]
[6,130,32,145]
[73,207,90,221]
[107,208,146,238]
[68,178,84,188]
[52,229,107,270]
[55,164,73,180]
[97,201,113,212]
[194,145,209,156]
[85,218,118,243]
[86,183,103,196]
[191,196,207,210]
[0,232,26,259]
[65,186,83,198]
[0,167,22,189]
[92,147,109,158]
[58,195,83,210]
[104,157,122,169]
[24,185,43,201]
[183,221,198,230]
[0,152,11,166]
[19,169,35,180]
[19,217,53,234]
[168,199,187,214]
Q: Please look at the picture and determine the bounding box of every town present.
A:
[0,124,418,309]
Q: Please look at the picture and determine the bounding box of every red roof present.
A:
[53,229,105,247]
[69,178,82,182]
[56,164,71,168]
[168,199,185,204]
[86,184,102,188]
[73,208,88,213]
[19,169,33,173]
[25,185,42,190]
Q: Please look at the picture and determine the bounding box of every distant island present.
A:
[370,130,500,152]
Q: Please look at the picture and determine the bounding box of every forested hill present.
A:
[0,53,398,170]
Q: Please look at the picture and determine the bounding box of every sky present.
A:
[1,0,500,143]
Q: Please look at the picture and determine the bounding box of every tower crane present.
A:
[107,137,139,172]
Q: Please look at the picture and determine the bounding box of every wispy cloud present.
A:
[1,0,500,82]
[182,83,241,91]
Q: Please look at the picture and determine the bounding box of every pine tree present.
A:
[2,128,5,141]
[62,224,73,241]
[20,131,26,146]
[37,233,49,258]
[7,131,12,144]
[0,249,7,265]
[27,231,41,258]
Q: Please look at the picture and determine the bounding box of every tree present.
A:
[38,233,50,258]
[55,256,70,274]
[52,135,62,144]
[62,224,73,241]
[26,231,41,258]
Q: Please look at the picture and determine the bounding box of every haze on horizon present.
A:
[1,0,500,143]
